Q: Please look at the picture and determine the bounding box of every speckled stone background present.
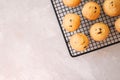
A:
[0,0,120,80]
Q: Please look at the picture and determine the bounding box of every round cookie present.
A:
[115,18,120,32]
[63,0,81,7]
[63,13,81,32]
[103,0,120,17]
[90,23,110,41]
[82,1,100,20]
[70,33,89,51]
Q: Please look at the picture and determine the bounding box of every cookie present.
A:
[82,1,100,20]
[63,0,81,7]
[103,0,120,17]
[70,33,89,51]
[63,13,81,32]
[115,18,120,32]
[90,23,110,41]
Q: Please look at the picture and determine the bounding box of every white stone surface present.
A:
[0,0,120,80]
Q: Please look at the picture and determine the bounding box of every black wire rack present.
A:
[51,0,120,57]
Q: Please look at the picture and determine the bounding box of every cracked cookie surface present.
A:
[63,13,81,32]
[82,1,100,20]
[90,23,110,41]
[103,0,120,17]
[70,33,89,51]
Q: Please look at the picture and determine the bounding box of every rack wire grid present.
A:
[51,0,120,57]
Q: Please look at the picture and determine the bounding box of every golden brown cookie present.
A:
[70,33,89,51]
[90,23,110,41]
[82,1,100,20]
[63,13,81,32]
[115,18,120,32]
[63,0,81,7]
[103,0,120,17]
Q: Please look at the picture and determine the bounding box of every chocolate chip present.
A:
[70,19,72,22]
[111,1,113,4]
[97,31,102,34]
[83,41,85,43]
[95,7,97,9]
[69,25,72,27]
[81,41,85,45]
[84,46,87,48]
[99,28,102,31]
[111,1,114,6]
[94,11,97,13]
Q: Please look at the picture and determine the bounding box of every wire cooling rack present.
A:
[51,0,120,57]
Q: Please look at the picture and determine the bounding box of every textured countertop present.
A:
[0,0,120,80]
